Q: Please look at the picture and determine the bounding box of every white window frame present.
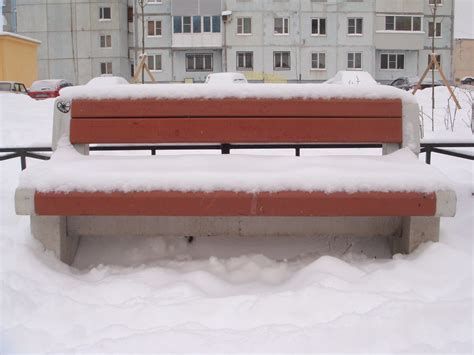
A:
[428,21,442,38]
[273,51,291,70]
[147,0,163,4]
[100,62,113,75]
[311,18,327,36]
[147,20,162,37]
[99,7,111,21]
[99,34,112,48]
[236,51,253,71]
[429,0,443,6]
[148,54,162,72]
[186,53,213,72]
[311,52,326,70]
[237,17,252,35]
[384,15,423,32]
[428,54,441,71]
[274,17,290,35]
[380,53,405,70]
[348,17,363,36]
[347,52,362,70]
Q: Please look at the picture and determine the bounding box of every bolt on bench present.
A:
[15,84,456,264]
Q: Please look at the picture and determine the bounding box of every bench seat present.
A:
[16,146,455,217]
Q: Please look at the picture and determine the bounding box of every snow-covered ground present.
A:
[0,90,473,353]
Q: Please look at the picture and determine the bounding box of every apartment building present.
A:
[10,0,454,84]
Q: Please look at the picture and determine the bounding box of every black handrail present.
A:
[1,143,473,170]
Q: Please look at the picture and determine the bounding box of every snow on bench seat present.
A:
[17,145,455,217]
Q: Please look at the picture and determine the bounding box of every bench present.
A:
[15,84,456,264]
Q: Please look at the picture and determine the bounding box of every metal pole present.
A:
[141,1,145,84]
[431,2,437,131]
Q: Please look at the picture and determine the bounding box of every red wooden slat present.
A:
[35,191,436,217]
[71,99,403,118]
[70,117,402,144]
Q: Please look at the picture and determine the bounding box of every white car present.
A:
[325,71,378,86]
[86,76,129,87]
[205,72,248,84]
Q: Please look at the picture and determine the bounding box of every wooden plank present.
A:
[35,190,437,217]
[70,117,403,144]
[71,98,403,119]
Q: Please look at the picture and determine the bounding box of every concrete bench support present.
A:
[391,216,440,254]
[31,216,79,265]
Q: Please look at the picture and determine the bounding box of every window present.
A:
[100,62,112,75]
[311,18,326,35]
[428,22,441,37]
[99,7,111,20]
[274,17,289,35]
[148,54,162,71]
[193,16,202,33]
[428,54,441,70]
[203,16,211,32]
[212,16,221,33]
[148,0,163,3]
[186,53,213,71]
[236,52,253,70]
[237,17,252,34]
[348,18,363,35]
[99,35,111,48]
[183,16,191,33]
[347,52,362,69]
[147,20,162,36]
[274,51,290,70]
[381,54,405,70]
[385,16,422,31]
[173,16,182,33]
[429,0,442,5]
[174,16,220,34]
[311,52,326,70]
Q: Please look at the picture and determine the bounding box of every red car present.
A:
[28,79,73,99]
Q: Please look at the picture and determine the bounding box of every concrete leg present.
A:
[391,216,440,255]
[30,216,80,265]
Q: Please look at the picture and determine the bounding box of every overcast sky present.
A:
[0,0,473,38]
[454,0,474,38]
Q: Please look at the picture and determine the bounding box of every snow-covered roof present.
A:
[0,31,41,44]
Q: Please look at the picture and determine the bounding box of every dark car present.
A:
[28,79,73,99]
[461,76,474,85]
[390,77,443,91]
[0,81,28,94]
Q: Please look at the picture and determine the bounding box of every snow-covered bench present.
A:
[15,84,456,264]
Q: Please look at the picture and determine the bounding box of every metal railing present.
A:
[1,143,473,171]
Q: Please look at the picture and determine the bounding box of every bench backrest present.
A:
[67,98,403,145]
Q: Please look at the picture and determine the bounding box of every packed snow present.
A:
[19,142,453,194]
[324,70,378,86]
[60,83,418,105]
[0,85,473,353]
[86,76,130,87]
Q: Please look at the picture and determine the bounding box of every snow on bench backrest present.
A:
[53,84,420,152]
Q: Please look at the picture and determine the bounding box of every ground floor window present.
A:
[428,54,441,70]
[347,52,362,69]
[186,53,213,71]
[236,52,253,70]
[274,51,290,70]
[311,52,326,70]
[148,54,162,71]
[100,62,112,75]
[381,53,405,70]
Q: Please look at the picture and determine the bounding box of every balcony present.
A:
[172,33,223,48]
[376,0,424,14]
[375,31,425,50]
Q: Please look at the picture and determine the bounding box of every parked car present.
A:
[28,79,73,99]
[460,76,474,85]
[205,72,248,84]
[324,71,379,86]
[0,81,28,94]
[390,77,443,91]
[86,76,129,87]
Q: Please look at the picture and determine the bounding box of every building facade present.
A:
[10,0,454,84]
